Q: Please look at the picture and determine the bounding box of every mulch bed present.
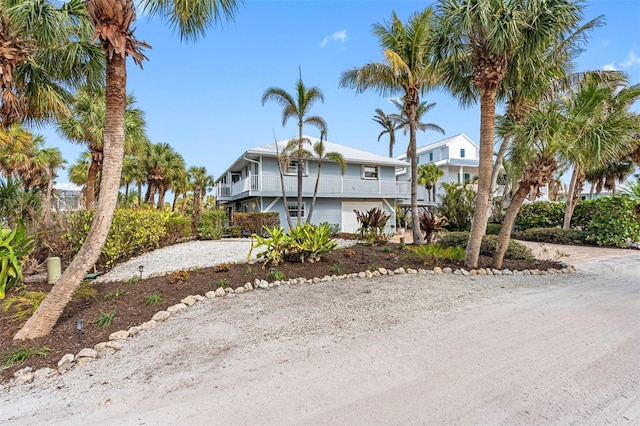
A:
[0,243,560,383]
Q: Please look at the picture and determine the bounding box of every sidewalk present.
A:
[389,232,639,266]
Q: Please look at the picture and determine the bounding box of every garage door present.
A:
[341,201,383,233]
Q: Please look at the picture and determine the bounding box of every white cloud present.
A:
[320,30,347,48]
[619,50,640,68]
[602,63,617,71]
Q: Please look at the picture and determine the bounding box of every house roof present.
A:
[396,133,478,160]
[216,135,409,183]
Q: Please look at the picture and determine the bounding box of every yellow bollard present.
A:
[46,257,61,284]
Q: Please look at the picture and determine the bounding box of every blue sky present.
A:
[38,0,640,185]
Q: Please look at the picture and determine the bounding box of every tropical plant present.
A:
[431,0,586,267]
[2,291,47,324]
[168,270,190,285]
[266,269,285,281]
[306,132,346,223]
[142,142,186,209]
[188,166,215,227]
[418,210,448,244]
[417,163,444,203]
[102,288,127,301]
[0,223,35,299]
[286,222,338,263]
[2,345,51,368]
[372,108,401,158]
[407,244,465,266]
[217,279,230,288]
[354,207,391,244]
[144,293,164,306]
[248,226,290,267]
[0,0,103,127]
[14,0,241,340]
[340,8,439,245]
[93,311,117,328]
[57,86,147,208]
[437,182,475,231]
[262,70,327,224]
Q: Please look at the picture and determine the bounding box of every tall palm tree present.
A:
[262,71,327,225]
[26,141,65,227]
[340,8,438,245]
[188,166,214,227]
[431,0,585,267]
[16,0,241,340]
[560,81,640,229]
[372,108,401,158]
[391,99,445,140]
[0,0,103,127]
[142,142,185,209]
[306,132,346,224]
[57,86,147,208]
[417,163,444,203]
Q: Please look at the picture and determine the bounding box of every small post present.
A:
[399,237,405,246]
[46,257,61,284]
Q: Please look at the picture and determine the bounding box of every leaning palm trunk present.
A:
[491,183,529,269]
[306,162,322,224]
[15,53,127,340]
[563,165,582,229]
[489,134,512,195]
[466,89,497,268]
[42,169,54,227]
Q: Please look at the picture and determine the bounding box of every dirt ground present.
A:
[1,252,639,425]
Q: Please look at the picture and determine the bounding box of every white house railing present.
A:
[217,173,410,199]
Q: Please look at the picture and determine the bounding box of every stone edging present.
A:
[6,263,577,387]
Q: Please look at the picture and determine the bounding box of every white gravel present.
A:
[95,238,357,283]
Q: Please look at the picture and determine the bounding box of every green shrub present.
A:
[354,207,391,245]
[0,223,36,299]
[407,244,466,266]
[197,209,227,240]
[93,311,117,328]
[2,291,46,323]
[225,225,242,238]
[437,232,532,260]
[2,345,51,368]
[512,227,589,245]
[515,202,564,231]
[145,293,164,306]
[579,196,640,247]
[437,182,475,231]
[163,215,192,244]
[64,209,185,268]
[232,212,280,236]
[485,223,502,235]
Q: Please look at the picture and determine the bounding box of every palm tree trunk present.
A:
[409,119,424,244]
[86,156,99,208]
[137,181,142,206]
[492,181,530,269]
[42,169,54,227]
[466,88,496,268]
[490,135,511,195]
[15,53,127,340]
[389,133,395,158]
[296,131,303,226]
[306,163,322,224]
[157,186,166,209]
[563,165,580,230]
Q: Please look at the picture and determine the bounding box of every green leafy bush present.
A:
[197,209,227,240]
[354,207,391,244]
[163,215,192,244]
[515,202,565,231]
[0,224,36,299]
[225,225,242,238]
[485,223,502,235]
[512,228,589,245]
[232,212,280,236]
[2,291,46,323]
[2,345,51,368]
[437,232,532,260]
[579,196,640,247]
[65,209,186,268]
[437,182,475,231]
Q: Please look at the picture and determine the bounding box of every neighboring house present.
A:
[215,136,410,233]
[396,133,502,205]
[53,183,83,211]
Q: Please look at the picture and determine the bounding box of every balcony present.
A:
[217,173,410,201]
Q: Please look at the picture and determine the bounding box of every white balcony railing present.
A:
[217,173,410,199]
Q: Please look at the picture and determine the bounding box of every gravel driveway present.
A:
[2,246,639,425]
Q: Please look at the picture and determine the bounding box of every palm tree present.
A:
[372,108,401,158]
[188,166,214,228]
[68,151,91,207]
[16,0,241,340]
[57,86,147,208]
[262,71,327,225]
[306,132,346,224]
[431,0,585,267]
[391,99,445,140]
[492,103,562,269]
[586,160,635,198]
[340,8,438,245]
[560,81,640,229]
[142,142,185,209]
[26,141,65,227]
[417,163,444,203]
[0,0,103,127]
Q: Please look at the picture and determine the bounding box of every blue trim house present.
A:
[215,136,410,232]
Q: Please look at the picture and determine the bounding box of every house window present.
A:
[464,173,471,183]
[362,165,379,180]
[429,152,433,162]
[286,160,306,175]
[460,148,466,158]
[287,202,305,218]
